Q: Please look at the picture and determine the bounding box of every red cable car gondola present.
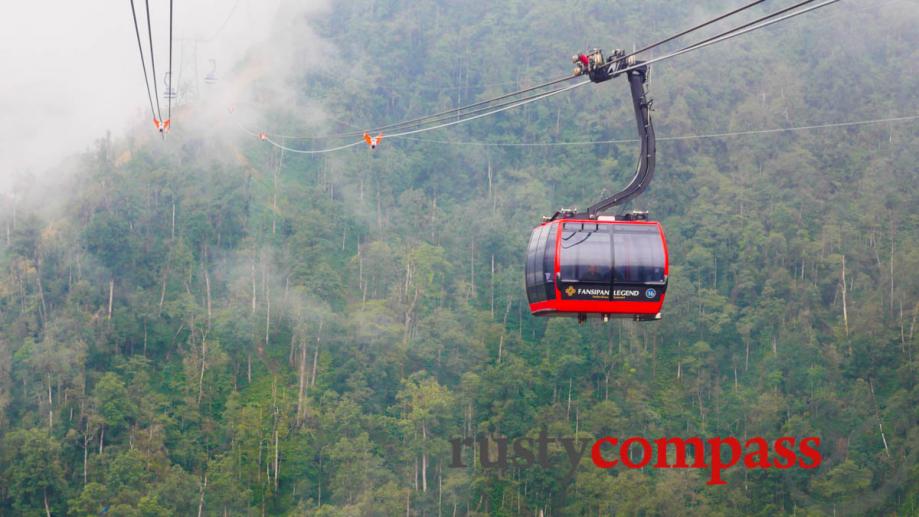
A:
[527,50,668,321]
[526,216,668,321]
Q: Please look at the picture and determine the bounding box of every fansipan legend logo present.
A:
[450,429,821,485]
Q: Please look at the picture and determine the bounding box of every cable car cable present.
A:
[167,0,174,124]
[341,75,578,139]
[394,114,919,146]
[144,0,163,125]
[202,0,242,42]
[370,0,777,136]
[384,82,588,138]
[250,83,575,142]
[245,0,841,153]
[128,0,158,123]
[247,81,588,154]
[359,83,578,137]
[608,0,770,70]
[384,0,843,145]
[242,0,797,142]
[609,0,840,79]
[617,0,819,73]
[229,0,788,142]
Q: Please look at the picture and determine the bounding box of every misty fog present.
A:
[0,0,331,194]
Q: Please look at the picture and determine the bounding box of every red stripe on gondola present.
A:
[529,296,666,316]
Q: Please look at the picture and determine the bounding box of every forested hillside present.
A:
[1,1,918,515]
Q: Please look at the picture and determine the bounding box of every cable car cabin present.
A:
[526,218,668,321]
[527,51,665,321]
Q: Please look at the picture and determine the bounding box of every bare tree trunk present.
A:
[43,488,51,517]
[265,265,271,348]
[487,156,493,202]
[745,338,750,371]
[841,255,850,338]
[311,321,323,387]
[197,474,208,517]
[404,287,420,344]
[566,377,572,419]
[422,420,428,493]
[490,254,495,318]
[274,427,280,492]
[108,278,114,319]
[297,337,308,425]
[35,260,47,326]
[47,374,53,429]
[197,333,208,406]
[470,239,476,295]
[204,267,212,331]
[890,223,895,317]
[159,266,169,313]
[869,379,890,457]
[251,257,257,314]
[83,430,89,485]
[909,301,917,344]
[358,245,364,295]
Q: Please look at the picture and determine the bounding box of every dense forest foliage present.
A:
[1,0,918,515]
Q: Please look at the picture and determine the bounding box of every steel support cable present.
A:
[610,0,770,69]
[622,0,819,72]
[382,0,842,146]
[385,82,588,138]
[263,138,366,154]
[271,83,577,141]
[249,81,588,154]
[249,84,573,140]
[247,0,780,142]
[602,0,822,78]
[129,0,157,122]
[202,0,241,41]
[168,0,174,122]
[341,74,578,138]
[144,0,163,124]
[394,114,919,146]
[237,1,783,143]
[610,0,841,78]
[244,0,842,153]
[361,0,776,137]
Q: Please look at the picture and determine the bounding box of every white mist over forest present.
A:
[0,0,331,193]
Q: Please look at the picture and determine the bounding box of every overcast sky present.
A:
[0,0,331,192]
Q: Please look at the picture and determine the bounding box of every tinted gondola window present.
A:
[560,223,612,283]
[525,225,546,302]
[613,225,665,284]
[527,224,560,303]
